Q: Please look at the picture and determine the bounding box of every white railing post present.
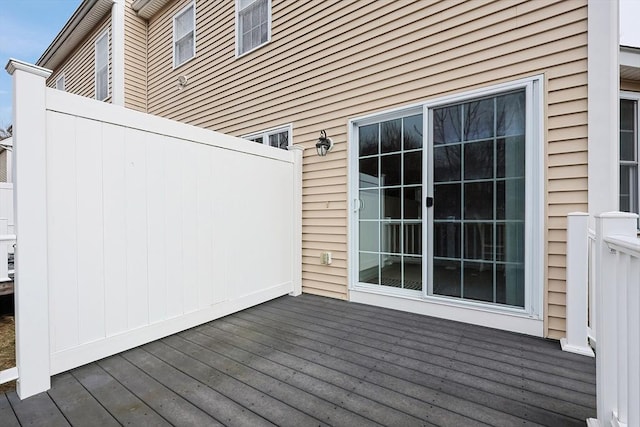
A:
[561,212,594,356]
[590,212,638,427]
[288,145,303,296]
[5,59,52,398]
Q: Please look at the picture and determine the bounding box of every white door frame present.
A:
[348,75,544,336]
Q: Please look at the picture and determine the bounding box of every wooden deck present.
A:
[0,294,596,426]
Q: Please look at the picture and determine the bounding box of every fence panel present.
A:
[8,60,302,398]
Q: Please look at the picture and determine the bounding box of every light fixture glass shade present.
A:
[316,130,333,156]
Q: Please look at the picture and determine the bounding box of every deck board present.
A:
[0,392,20,427]
[47,372,120,427]
[2,294,597,426]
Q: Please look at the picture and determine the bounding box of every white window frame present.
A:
[94,30,109,101]
[235,0,272,58]
[620,91,640,227]
[242,124,292,149]
[55,74,65,91]
[347,76,544,336]
[173,1,196,68]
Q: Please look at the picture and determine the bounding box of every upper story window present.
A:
[95,31,109,101]
[620,94,639,224]
[173,2,196,67]
[55,75,65,91]
[236,0,271,56]
[243,125,291,150]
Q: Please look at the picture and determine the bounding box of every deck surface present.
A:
[1,294,596,426]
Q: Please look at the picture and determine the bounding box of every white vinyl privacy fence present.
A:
[6,59,302,399]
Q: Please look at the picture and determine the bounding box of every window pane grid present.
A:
[358,114,423,290]
[174,4,195,67]
[433,90,525,307]
[238,0,268,55]
[619,99,639,221]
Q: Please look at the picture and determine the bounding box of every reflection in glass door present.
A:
[358,113,423,291]
[430,90,526,307]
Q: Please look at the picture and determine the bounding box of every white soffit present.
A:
[620,46,640,81]
[36,0,113,71]
[131,0,170,19]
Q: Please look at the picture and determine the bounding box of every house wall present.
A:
[47,15,112,103]
[124,0,148,111]
[142,0,588,339]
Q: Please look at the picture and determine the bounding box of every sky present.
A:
[1,0,640,128]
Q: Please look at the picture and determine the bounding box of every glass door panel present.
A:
[431,90,526,307]
[357,113,423,291]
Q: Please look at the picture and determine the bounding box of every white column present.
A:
[111,0,125,106]
[288,145,304,296]
[587,0,619,220]
[592,212,637,426]
[5,59,52,398]
[561,212,594,356]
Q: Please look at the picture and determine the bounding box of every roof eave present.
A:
[131,0,170,19]
[36,0,114,71]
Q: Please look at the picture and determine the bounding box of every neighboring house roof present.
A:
[36,0,112,71]
[620,45,640,81]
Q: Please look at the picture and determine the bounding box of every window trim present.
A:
[94,30,109,101]
[620,90,640,227]
[242,124,292,149]
[347,76,544,335]
[235,0,272,58]
[173,1,196,69]
[55,74,65,91]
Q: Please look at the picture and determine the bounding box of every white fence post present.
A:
[591,212,638,427]
[5,59,52,398]
[288,145,303,297]
[561,212,594,356]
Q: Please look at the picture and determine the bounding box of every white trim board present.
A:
[350,290,543,337]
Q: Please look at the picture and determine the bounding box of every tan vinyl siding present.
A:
[145,0,588,336]
[47,16,112,102]
[124,0,148,111]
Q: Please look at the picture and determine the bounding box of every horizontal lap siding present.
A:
[47,17,112,103]
[146,0,588,335]
[125,0,148,111]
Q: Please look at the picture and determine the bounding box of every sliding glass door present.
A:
[357,113,424,292]
[429,90,526,307]
[354,85,533,311]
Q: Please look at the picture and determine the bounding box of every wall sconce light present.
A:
[315,130,334,157]
[177,75,189,90]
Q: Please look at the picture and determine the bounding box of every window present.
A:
[243,125,291,150]
[173,2,196,67]
[95,31,109,101]
[55,75,65,91]
[236,0,270,56]
[620,93,639,222]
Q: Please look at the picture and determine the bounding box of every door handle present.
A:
[426,197,434,208]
